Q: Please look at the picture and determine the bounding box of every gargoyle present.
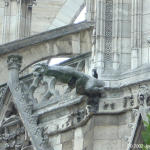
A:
[33,64,105,97]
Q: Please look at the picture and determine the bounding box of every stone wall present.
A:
[31,0,67,35]
[0,23,92,85]
[42,113,132,150]
[142,0,150,65]
[0,0,84,44]
[91,0,150,76]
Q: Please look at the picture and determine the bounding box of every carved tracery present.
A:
[0,103,32,150]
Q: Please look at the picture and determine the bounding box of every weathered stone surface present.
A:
[73,128,84,150]
[0,22,93,55]
[1,1,150,150]
[62,141,73,150]
[93,140,122,150]
[0,22,92,85]
[94,115,119,126]
[94,126,118,140]
[118,111,133,125]
[61,131,74,143]
[118,124,131,139]
[31,0,67,35]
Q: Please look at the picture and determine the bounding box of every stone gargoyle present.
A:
[31,64,105,97]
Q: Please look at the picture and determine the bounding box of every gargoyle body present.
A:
[33,64,105,96]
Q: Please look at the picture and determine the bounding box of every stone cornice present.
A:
[0,22,93,56]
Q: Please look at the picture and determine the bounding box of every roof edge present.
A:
[0,21,94,56]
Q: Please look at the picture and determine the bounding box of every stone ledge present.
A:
[0,21,93,56]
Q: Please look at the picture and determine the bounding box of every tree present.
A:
[142,114,150,150]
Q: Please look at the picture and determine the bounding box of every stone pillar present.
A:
[91,0,105,77]
[131,0,143,69]
[112,0,122,71]
[85,0,96,22]
[7,55,22,86]
[2,0,35,43]
[104,0,113,72]
[7,55,51,150]
[91,0,115,76]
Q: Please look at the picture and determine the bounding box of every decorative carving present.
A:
[104,0,113,70]
[72,105,92,123]
[103,102,109,110]
[62,116,73,129]
[0,86,7,109]
[7,55,22,70]
[123,95,134,108]
[87,97,99,112]
[7,55,52,150]
[33,64,105,97]
[59,105,94,129]
[0,86,7,98]
[132,109,139,117]
[110,103,115,110]
[0,111,29,150]
[41,76,60,101]
[0,127,25,141]
[29,70,60,104]
[103,102,115,110]
[138,85,150,107]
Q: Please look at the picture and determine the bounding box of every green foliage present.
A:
[142,114,150,150]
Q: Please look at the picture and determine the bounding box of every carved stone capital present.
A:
[7,55,22,71]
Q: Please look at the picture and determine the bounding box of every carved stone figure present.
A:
[139,94,144,106]
[138,85,150,107]
[123,95,134,108]
[137,85,150,123]
[103,102,109,110]
[32,64,105,96]
[110,103,115,110]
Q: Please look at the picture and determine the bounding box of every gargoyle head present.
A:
[33,63,48,77]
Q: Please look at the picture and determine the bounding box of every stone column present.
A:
[131,0,143,69]
[104,0,113,72]
[85,0,96,22]
[112,0,122,71]
[91,0,105,77]
[7,55,52,150]
[2,0,35,43]
[7,55,22,87]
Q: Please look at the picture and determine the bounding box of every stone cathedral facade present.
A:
[0,0,150,150]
